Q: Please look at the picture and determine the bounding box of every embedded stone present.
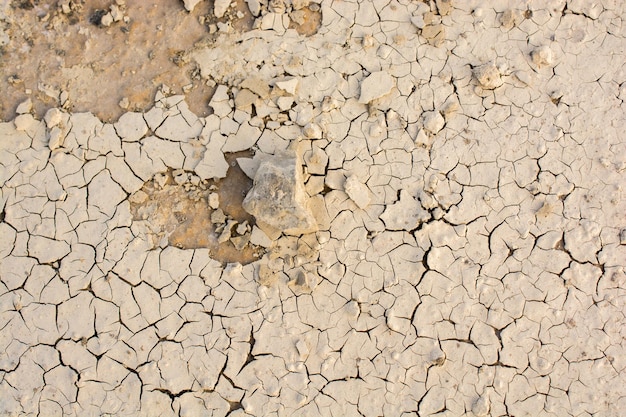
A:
[242,153,317,235]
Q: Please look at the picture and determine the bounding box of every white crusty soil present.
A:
[0,0,625,416]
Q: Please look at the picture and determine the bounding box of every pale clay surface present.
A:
[1,0,626,416]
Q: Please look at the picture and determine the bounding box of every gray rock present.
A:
[242,153,317,235]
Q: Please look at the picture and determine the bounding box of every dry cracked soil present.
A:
[0,0,625,416]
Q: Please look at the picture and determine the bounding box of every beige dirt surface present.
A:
[0,1,624,416]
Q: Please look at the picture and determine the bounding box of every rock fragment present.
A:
[421,111,445,135]
[100,12,113,27]
[344,175,370,209]
[183,0,202,12]
[473,62,503,89]
[531,45,554,68]
[250,226,273,247]
[209,85,233,117]
[44,108,65,128]
[218,219,237,243]
[16,99,32,114]
[235,89,258,110]
[236,157,261,179]
[236,221,249,235]
[214,0,230,18]
[208,193,220,209]
[242,153,317,235]
[109,4,126,22]
[275,77,299,95]
[240,77,270,99]
[195,134,229,180]
[435,0,452,16]
[211,208,227,224]
[230,234,250,250]
[223,122,261,153]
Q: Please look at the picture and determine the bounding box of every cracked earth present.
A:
[1,0,625,416]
